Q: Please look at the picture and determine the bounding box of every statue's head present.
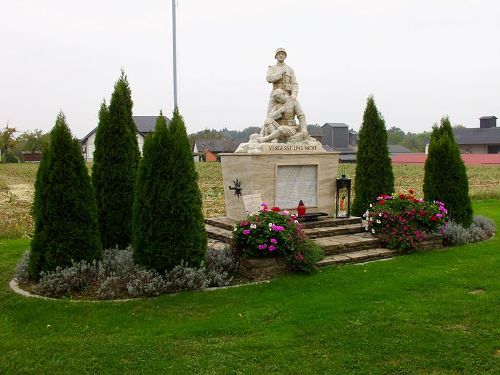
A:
[272,89,287,103]
[275,48,287,61]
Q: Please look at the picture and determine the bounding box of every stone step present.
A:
[313,233,382,256]
[205,217,237,231]
[303,223,365,238]
[205,224,233,244]
[299,216,362,228]
[316,248,398,267]
[205,216,363,231]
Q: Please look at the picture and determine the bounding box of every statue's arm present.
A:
[266,66,282,83]
[290,69,299,98]
[267,107,283,120]
[294,100,307,132]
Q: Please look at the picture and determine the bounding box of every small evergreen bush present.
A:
[352,96,394,217]
[424,117,473,227]
[133,110,207,273]
[29,112,102,280]
[92,71,140,250]
[1,150,18,163]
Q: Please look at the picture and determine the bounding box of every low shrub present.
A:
[442,216,496,246]
[13,250,30,285]
[233,203,324,272]
[364,189,448,250]
[14,246,237,299]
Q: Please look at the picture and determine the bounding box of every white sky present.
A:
[1,0,499,138]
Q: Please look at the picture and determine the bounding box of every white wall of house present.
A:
[83,132,146,161]
[459,144,488,154]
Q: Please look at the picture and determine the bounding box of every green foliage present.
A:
[13,129,50,153]
[365,190,447,250]
[400,131,431,152]
[1,150,18,163]
[352,96,394,216]
[424,117,473,227]
[387,126,405,145]
[0,125,17,156]
[29,112,101,280]
[190,126,261,143]
[92,71,140,249]
[133,110,206,272]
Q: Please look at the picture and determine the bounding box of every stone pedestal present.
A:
[220,150,340,221]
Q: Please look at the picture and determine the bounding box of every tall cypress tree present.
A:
[351,96,395,216]
[133,110,207,272]
[92,71,140,249]
[29,112,101,279]
[424,117,472,227]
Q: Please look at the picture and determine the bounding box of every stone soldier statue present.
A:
[266,48,298,113]
[258,89,308,143]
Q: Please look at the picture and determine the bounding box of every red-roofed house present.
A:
[392,153,500,165]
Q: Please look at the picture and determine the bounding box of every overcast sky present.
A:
[1,0,499,138]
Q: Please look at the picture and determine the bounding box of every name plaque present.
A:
[242,193,263,215]
[275,165,318,209]
[262,144,323,153]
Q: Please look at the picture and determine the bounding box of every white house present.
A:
[81,116,170,161]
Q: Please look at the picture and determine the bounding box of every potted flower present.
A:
[233,203,324,280]
[364,189,448,251]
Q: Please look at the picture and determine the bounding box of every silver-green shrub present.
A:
[14,245,238,299]
[442,215,495,246]
[13,250,30,285]
[473,215,496,237]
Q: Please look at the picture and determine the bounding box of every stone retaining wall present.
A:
[239,257,289,281]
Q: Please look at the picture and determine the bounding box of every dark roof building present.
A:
[388,145,413,154]
[453,116,500,154]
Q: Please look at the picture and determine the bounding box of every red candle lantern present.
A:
[297,200,306,217]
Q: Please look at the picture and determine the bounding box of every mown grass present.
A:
[0,201,498,374]
[1,162,499,238]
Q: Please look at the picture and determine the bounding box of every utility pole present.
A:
[172,0,178,110]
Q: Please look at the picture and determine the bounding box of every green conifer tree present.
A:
[92,71,140,249]
[133,110,207,272]
[351,96,395,216]
[423,117,473,227]
[29,112,101,279]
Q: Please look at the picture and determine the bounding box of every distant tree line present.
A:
[188,124,446,153]
[0,126,50,162]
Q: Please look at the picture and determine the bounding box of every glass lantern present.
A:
[336,175,351,218]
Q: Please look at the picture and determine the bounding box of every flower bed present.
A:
[364,189,447,251]
[233,203,324,279]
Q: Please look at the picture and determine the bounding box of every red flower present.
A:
[272,206,281,212]
[409,189,415,195]
[430,215,437,221]
[379,200,386,205]
[412,199,419,204]
[419,210,426,217]
[399,194,406,199]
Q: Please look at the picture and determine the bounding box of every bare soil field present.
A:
[1,162,498,238]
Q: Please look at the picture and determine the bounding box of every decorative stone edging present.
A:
[8,278,272,303]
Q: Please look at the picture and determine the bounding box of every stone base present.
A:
[239,257,289,281]
[220,151,340,221]
[415,234,444,251]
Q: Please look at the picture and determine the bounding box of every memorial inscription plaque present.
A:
[275,165,318,209]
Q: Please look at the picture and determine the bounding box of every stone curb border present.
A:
[8,278,271,303]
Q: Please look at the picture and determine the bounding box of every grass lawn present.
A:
[0,201,498,374]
